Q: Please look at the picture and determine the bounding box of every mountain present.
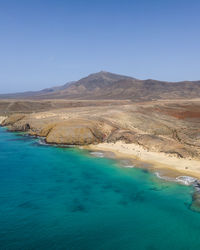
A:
[1,71,200,101]
[0,81,74,99]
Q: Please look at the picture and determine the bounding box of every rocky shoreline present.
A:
[2,99,200,212]
[1,102,200,176]
[2,113,200,212]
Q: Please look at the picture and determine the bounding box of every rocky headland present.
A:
[1,99,200,179]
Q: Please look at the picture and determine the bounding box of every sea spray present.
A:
[176,176,197,186]
[90,151,105,158]
[155,172,197,186]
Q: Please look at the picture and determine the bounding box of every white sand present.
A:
[88,141,200,179]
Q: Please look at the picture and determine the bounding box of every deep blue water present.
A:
[1,127,200,250]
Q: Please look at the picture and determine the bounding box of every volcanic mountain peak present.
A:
[1,71,200,101]
[74,71,136,86]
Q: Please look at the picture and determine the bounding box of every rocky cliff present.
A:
[2,100,200,160]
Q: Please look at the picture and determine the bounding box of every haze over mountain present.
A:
[1,71,200,101]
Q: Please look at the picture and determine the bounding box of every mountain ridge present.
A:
[1,71,200,101]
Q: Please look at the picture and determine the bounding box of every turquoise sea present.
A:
[1,127,200,250]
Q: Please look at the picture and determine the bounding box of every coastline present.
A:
[85,141,200,180]
[2,125,200,210]
[1,113,200,184]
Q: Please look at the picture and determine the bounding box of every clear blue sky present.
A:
[0,0,200,93]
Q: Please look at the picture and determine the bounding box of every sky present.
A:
[0,0,200,93]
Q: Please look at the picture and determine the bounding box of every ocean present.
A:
[0,127,200,250]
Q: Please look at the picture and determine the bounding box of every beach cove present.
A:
[87,141,200,180]
[1,127,200,249]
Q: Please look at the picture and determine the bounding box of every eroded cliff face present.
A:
[0,116,7,125]
[45,119,111,145]
[2,100,200,160]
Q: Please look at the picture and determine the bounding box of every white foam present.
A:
[176,176,197,186]
[37,139,75,148]
[154,172,175,182]
[90,152,104,158]
[155,172,197,186]
[38,139,47,146]
[123,165,135,168]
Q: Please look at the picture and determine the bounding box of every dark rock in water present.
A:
[190,193,200,213]
[189,180,200,212]
[193,180,200,191]
[8,137,31,142]
[18,201,39,210]
[118,199,129,206]
[142,169,149,174]
[70,199,87,213]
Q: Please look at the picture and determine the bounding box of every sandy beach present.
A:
[87,141,200,179]
[2,99,200,181]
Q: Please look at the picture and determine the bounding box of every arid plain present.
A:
[1,97,200,179]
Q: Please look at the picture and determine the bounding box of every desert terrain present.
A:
[1,97,200,179]
[1,72,200,179]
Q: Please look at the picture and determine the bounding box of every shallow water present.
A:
[0,127,200,250]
